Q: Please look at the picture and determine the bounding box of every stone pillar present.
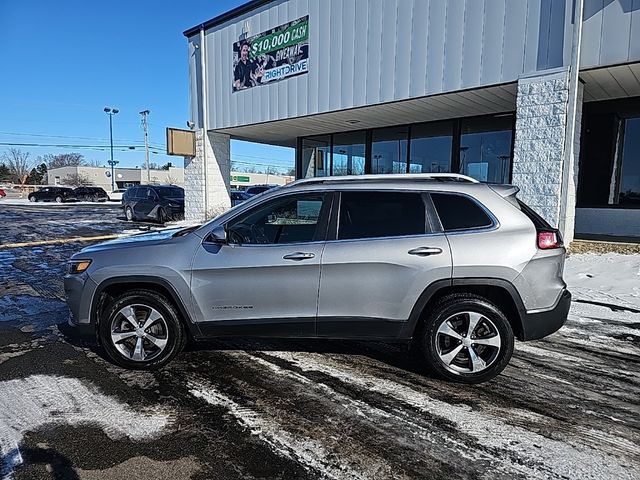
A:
[511,70,583,243]
[184,130,231,222]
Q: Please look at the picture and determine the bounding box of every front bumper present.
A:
[521,289,571,341]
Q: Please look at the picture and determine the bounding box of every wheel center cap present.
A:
[462,337,472,347]
[135,328,145,338]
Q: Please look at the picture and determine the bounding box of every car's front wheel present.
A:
[55,196,63,203]
[417,294,514,384]
[29,196,37,202]
[99,290,186,369]
[125,206,134,221]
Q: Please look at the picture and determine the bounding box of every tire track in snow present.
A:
[0,375,170,479]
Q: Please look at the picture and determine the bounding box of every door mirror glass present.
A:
[209,225,227,243]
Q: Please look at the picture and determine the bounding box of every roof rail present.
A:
[289,173,480,186]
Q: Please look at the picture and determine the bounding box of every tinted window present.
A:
[227,194,327,245]
[431,193,493,231]
[338,192,426,240]
[136,187,148,199]
[155,186,184,198]
[127,187,139,198]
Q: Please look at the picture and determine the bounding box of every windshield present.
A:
[155,187,184,198]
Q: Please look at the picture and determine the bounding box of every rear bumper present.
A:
[521,289,571,341]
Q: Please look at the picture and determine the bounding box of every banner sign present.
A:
[232,16,309,92]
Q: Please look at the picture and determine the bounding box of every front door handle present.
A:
[408,247,443,256]
[283,252,316,261]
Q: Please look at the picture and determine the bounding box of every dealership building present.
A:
[184,0,640,241]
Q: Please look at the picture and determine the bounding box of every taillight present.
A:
[537,231,562,249]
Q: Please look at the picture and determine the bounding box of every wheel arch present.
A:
[402,278,527,341]
[91,276,201,339]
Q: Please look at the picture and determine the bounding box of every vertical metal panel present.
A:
[600,0,633,65]
[581,0,603,67]
[328,0,343,111]
[365,0,383,105]
[546,0,566,68]
[502,0,528,79]
[426,0,447,94]
[295,0,309,117]
[395,0,413,100]
[536,0,552,69]
[462,0,485,88]
[340,0,356,109]
[317,0,331,113]
[481,0,506,86]
[443,0,465,91]
[353,0,370,106]
[524,0,542,74]
[631,0,640,61]
[379,0,398,102]
[409,0,429,98]
[306,0,319,115]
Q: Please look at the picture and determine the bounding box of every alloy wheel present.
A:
[435,311,502,374]
[110,304,169,362]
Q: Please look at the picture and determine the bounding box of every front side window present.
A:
[431,193,493,231]
[338,191,426,240]
[226,194,327,245]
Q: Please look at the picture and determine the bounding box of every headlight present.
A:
[68,260,92,274]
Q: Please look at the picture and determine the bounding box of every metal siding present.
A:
[502,0,528,80]
[443,0,465,91]
[524,0,542,74]
[481,0,506,86]
[632,0,640,61]
[317,0,331,113]
[600,0,633,65]
[581,0,604,67]
[426,0,447,94]
[546,0,566,68]
[328,0,343,111]
[536,0,552,69]
[341,0,356,109]
[462,0,485,88]
[409,0,429,98]
[380,0,398,102]
[395,0,413,100]
[307,0,320,115]
[365,0,383,105]
[353,0,369,106]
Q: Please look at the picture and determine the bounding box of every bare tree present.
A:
[62,172,92,187]
[1,148,32,183]
[86,158,104,167]
[47,153,85,169]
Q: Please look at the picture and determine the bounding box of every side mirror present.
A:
[209,225,227,244]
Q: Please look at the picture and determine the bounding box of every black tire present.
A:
[55,195,63,203]
[125,206,134,222]
[98,289,186,370]
[29,196,37,202]
[416,294,514,384]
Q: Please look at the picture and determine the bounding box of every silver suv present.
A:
[64,174,570,383]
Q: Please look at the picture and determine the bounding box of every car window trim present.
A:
[428,191,500,234]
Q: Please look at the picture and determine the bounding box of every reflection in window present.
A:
[301,136,331,178]
[618,117,640,206]
[332,131,366,176]
[371,127,408,174]
[409,121,453,173]
[459,116,513,183]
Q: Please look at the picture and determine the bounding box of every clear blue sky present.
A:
[0,0,294,173]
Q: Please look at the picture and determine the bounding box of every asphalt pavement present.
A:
[0,202,638,480]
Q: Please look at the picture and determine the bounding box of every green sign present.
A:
[250,18,308,59]
[231,175,250,183]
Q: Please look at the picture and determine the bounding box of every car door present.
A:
[317,190,452,338]
[190,191,332,337]
[134,187,153,218]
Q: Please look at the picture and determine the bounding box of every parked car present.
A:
[108,188,127,202]
[64,173,570,382]
[0,188,5,198]
[122,185,184,223]
[28,187,76,203]
[230,189,250,206]
[244,184,279,196]
[74,186,108,202]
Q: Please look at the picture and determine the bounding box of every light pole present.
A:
[104,107,119,191]
[139,110,150,184]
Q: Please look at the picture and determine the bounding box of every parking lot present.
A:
[0,202,639,480]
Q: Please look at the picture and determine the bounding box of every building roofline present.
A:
[183,0,276,37]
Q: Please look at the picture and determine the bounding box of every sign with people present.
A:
[232,16,309,92]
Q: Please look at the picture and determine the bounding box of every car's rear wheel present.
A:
[29,196,37,202]
[99,290,186,369]
[55,195,63,203]
[125,206,134,221]
[417,294,514,384]
[90,195,97,202]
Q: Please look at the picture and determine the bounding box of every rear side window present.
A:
[431,193,493,231]
[338,191,426,240]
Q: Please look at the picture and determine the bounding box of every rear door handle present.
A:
[408,247,443,256]
[283,252,316,261]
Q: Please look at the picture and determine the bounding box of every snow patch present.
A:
[0,375,170,479]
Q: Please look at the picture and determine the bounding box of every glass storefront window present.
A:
[409,121,453,173]
[618,117,640,206]
[332,131,366,176]
[459,116,513,183]
[371,127,408,174]
[301,135,330,178]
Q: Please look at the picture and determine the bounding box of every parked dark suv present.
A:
[28,187,76,203]
[122,185,184,223]
[74,186,108,202]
